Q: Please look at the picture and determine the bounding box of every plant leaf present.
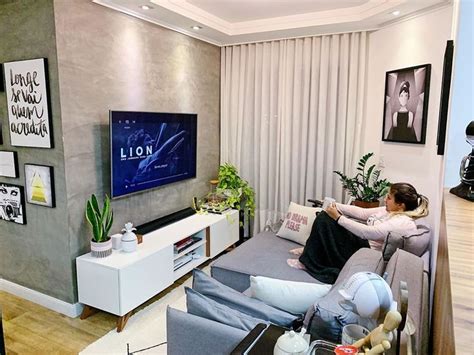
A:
[86,200,101,242]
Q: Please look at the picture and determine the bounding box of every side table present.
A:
[231,324,287,354]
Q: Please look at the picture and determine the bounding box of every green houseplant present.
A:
[334,152,391,207]
[216,163,256,216]
[85,194,114,258]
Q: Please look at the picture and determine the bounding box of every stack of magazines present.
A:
[174,235,202,254]
[173,254,193,271]
[200,202,231,214]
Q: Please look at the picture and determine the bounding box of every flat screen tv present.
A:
[110,111,197,198]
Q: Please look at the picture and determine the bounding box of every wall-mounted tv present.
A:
[110,111,197,198]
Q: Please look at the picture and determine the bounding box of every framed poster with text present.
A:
[3,58,53,148]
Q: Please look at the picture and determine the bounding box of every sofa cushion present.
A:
[276,202,320,245]
[383,249,424,353]
[167,307,247,355]
[250,275,331,314]
[211,231,321,292]
[185,287,267,331]
[304,248,385,342]
[382,225,431,261]
[192,269,298,326]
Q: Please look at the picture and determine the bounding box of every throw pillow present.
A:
[185,287,268,331]
[276,202,320,245]
[192,269,298,326]
[250,276,331,315]
[382,225,430,262]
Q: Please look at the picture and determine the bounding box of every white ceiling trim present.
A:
[150,0,406,35]
[93,0,223,45]
[92,0,451,47]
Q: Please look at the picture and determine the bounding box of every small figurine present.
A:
[121,222,138,253]
[352,310,402,354]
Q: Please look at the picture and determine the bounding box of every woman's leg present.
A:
[297,212,369,284]
[289,247,304,256]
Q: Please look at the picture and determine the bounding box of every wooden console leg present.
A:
[80,305,98,320]
[117,311,133,332]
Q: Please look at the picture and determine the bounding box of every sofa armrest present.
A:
[166,307,248,355]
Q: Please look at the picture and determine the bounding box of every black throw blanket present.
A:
[299,212,370,284]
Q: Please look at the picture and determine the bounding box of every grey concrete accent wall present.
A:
[53,1,220,301]
[0,0,73,302]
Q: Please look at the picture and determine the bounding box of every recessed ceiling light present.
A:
[392,10,401,16]
[140,5,153,10]
[191,25,202,30]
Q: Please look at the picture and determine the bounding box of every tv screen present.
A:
[110,111,197,198]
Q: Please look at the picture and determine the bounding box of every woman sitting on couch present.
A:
[287,182,429,284]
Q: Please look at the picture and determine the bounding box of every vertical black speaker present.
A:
[437,40,454,155]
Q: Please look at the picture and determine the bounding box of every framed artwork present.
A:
[0,183,26,225]
[3,58,53,148]
[0,151,18,178]
[24,164,55,208]
[382,64,431,144]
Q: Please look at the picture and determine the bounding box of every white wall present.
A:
[445,0,473,187]
[363,6,454,273]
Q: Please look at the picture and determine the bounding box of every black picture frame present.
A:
[0,151,19,178]
[382,64,431,144]
[0,63,4,92]
[437,40,454,155]
[0,182,26,225]
[24,163,55,208]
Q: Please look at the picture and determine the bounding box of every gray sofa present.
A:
[167,231,429,355]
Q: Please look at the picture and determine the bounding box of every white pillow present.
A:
[250,276,332,315]
[276,202,320,245]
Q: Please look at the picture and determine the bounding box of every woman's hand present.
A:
[326,203,342,221]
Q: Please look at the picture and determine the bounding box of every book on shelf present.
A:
[173,253,195,271]
[174,235,203,254]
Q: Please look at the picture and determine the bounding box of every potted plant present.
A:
[334,152,391,208]
[216,163,256,217]
[85,194,114,258]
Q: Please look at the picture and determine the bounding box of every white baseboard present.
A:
[0,277,83,318]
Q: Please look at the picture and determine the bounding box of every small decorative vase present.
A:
[121,222,138,253]
[90,238,112,258]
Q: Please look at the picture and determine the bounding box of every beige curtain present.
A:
[221,32,368,232]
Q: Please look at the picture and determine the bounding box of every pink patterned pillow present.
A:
[276,202,320,245]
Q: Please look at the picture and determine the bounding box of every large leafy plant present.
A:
[334,152,391,202]
[217,163,256,216]
[85,194,114,243]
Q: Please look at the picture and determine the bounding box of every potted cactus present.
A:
[85,194,114,258]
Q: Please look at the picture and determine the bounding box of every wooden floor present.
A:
[0,269,197,354]
[443,190,474,353]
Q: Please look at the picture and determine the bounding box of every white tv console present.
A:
[76,209,239,331]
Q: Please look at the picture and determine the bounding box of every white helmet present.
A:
[338,272,393,320]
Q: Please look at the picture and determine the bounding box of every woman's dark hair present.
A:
[390,182,429,219]
[399,81,410,99]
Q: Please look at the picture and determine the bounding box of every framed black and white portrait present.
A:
[382,64,431,144]
[3,58,53,148]
[24,164,55,208]
[0,183,26,225]
[0,151,19,178]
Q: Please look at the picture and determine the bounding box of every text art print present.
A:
[4,58,53,148]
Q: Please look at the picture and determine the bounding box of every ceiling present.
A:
[93,0,450,46]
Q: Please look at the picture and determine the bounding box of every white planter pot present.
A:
[90,238,112,258]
